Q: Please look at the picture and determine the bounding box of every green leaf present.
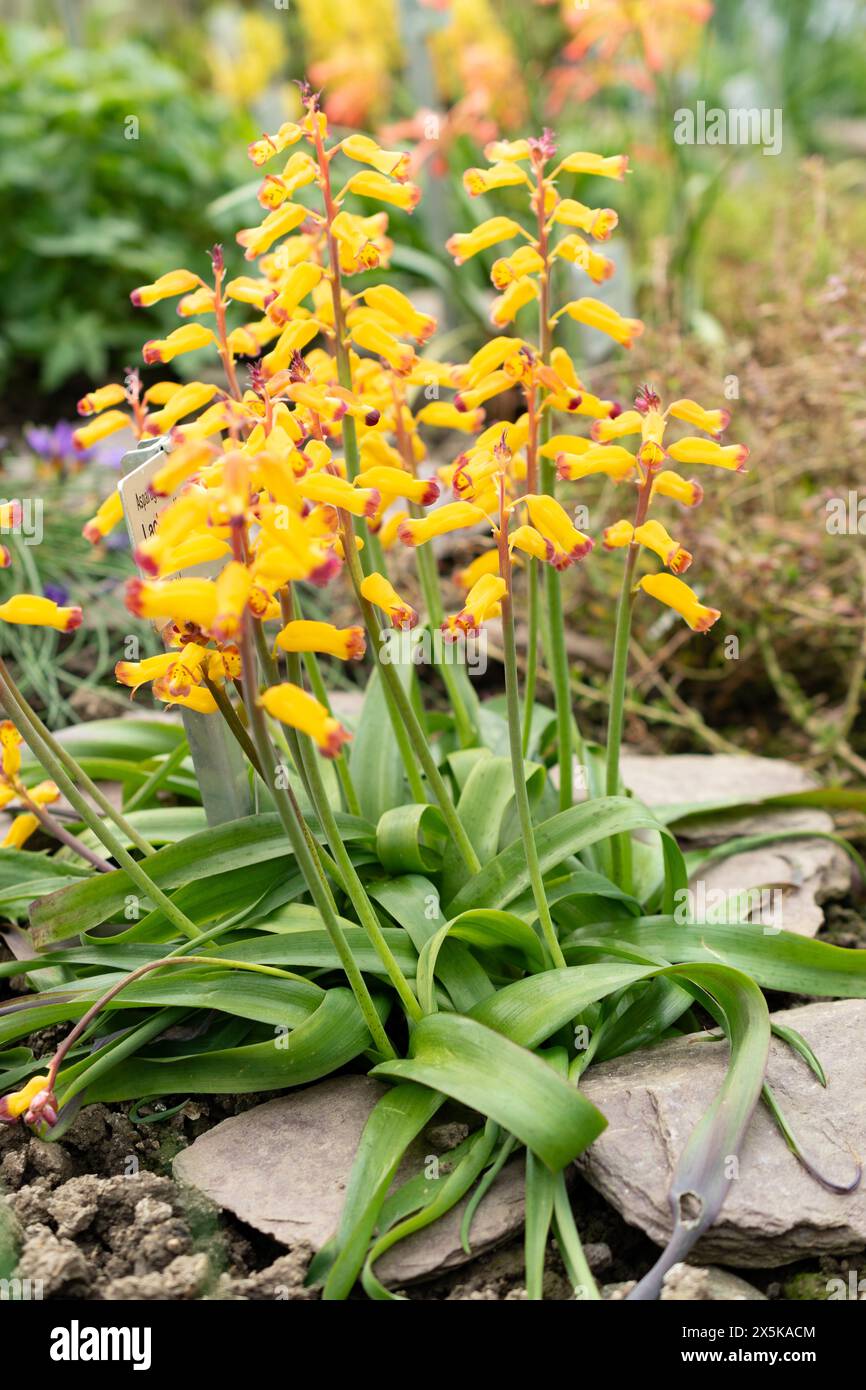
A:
[372,1012,607,1171]
[376,804,447,874]
[417,909,546,1013]
[444,797,687,919]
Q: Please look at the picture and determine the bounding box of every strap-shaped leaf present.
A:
[371,1012,607,1171]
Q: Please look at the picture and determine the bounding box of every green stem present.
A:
[410,500,477,749]
[236,608,395,1058]
[125,737,190,813]
[521,556,540,755]
[204,675,264,778]
[297,731,423,1021]
[497,504,566,970]
[341,515,481,875]
[17,793,113,873]
[0,660,156,855]
[282,588,361,817]
[0,663,200,940]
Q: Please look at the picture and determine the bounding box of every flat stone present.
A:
[577,1000,866,1267]
[618,752,850,937]
[173,1075,525,1286]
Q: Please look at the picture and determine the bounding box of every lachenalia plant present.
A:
[1,96,864,1302]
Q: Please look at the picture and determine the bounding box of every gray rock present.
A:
[174,1075,526,1285]
[618,752,851,937]
[660,1263,767,1300]
[578,1000,866,1267]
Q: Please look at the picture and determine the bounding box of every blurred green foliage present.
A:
[0,23,249,392]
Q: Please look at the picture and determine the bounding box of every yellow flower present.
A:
[211,562,253,643]
[0,595,82,631]
[558,298,643,348]
[76,383,127,415]
[142,324,215,366]
[130,269,202,307]
[260,683,351,758]
[152,682,219,715]
[551,200,619,240]
[82,489,124,545]
[633,520,692,574]
[341,134,410,181]
[455,549,501,589]
[415,402,484,432]
[509,525,554,564]
[296,473,380,518]
[3,812,40,849]
[339,171,421,211]
[125,578,217,632]
[348,317,416,374]
[446,217,526,265]
[490,246,545,289]
[668,399,730,437]
[443,574,506,638]
[650,471,704,508]
[397,501,486,546]
[143,382,219,433]
[275,620,366,660]
[236,203,310,259]
[523,495,594,567]
[554,151,629,180]
[602,519,635,550]
[556,444,636,483]
[638,573,720,632]
[115,653,177,694]
[360,286,436,343]
[0,1074,51,1123]
[491,277,539,327]
[463,163,531,196]
[72,410,130,451]
[360,572,418,629]
[666,438,750,471]
[354,466,439,505]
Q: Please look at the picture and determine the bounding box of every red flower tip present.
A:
[608,401,623,418]
[64,607,84,632]
[129,290,144,307]
[420,479,441,505]
[125,577,146,615]
[363,488,381,518]
[142,341,162,365]
[365,409,381,427]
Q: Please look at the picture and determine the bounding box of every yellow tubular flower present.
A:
[540,435,591,460]
[555,152,629,180]
[638,573,721,633]
[455,549,501,589]
[296,474,380,518]
[177,287,217,317]
[360,572,418,629]
[142,325,215,365]
[551,200,619,240]
[341,134,410,181]
[130,269,202,307]
[446,217,525,264]
[260,683,351,758]
[125,578,217,632]
[491,277,539,327]
[3,813,40,850]
[633,520,692,574]
[524,495,594,566]
[603,520,635,550]
[266,263,323,323]
[150,441,218,497]
[378,509,409,550]
[0,1073,51,1121]
[416,402,484,432]
[484,139,532,161]
[236,203,310,259]
[397,502,486,547]
[225,276,271,309]
[453,371,514,413]
[212,562,252,642]
[339,172,421,211]
[153,682,219,715]
[275,620,366,660]
[556,445,637,483]
[668,399,730,437]
[666,438,750,471]
[72,410,130,451]
[354,467,439,505]
[443,574,507,638]
[77,384,127,415]
[491,246,545,290]
[115,653,176,693]
[0,721,21,778]
[591,411,642,442]
[0,595,82,631]
[509,525,554,564]
[30,780,60,808]
[560,298,643,348]
[248,121,303,166]
[650,471,704,508]
[361,286,435,343]
[348,318,416,374]
[463,163,531,196]
[82,489,123,544]
[144,382,218,433]
[554,236,615,284]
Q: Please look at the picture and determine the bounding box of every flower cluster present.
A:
[0,721,60,850]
